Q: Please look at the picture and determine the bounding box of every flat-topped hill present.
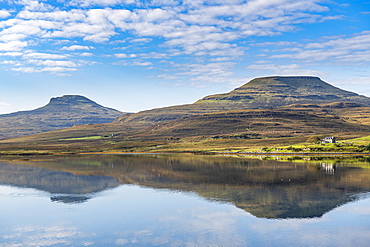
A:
[38,95,112,111]
[115,76,370,125]
[1,76,370,153]
[0,95,123,139]
[198,76,370,108]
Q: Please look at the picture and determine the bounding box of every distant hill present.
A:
[1,76,370,153]
[0,95,123,139]
[115,76,370,126]
[198,76,370,107]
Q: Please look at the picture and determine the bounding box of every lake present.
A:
[1,154,370,246]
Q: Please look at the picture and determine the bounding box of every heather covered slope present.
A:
[115,76,370,126]
[0,95,123,139]
[130,107,369,141]
[198,76,370,108]
[1,103,370,154]
[1,76,370,153]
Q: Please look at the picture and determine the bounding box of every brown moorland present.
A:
[1,76,370,154]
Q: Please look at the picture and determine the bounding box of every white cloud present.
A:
[1,0,333,58]
[133,60,152,66]
[140,52,168,59]
[129,38,152,43]
[69,0,140,7]
[46,21,117,42]
[156,61,246,87]
[209,57,233,62]
[12,66,79,73]
[0,33,27,42]
[252,41,299,47]
[0,0,363,83]
[0,10,11,19]
[114,59,153,66]
[268,31,370,63]
[178,62,236,77]
[114,53,137,58]
[28,59,79,67]
[17,9,86,22]
[6,50,81,75]
[0,60,22,66]
[1,21,42,36]
[22,52,69,59]
[61,45,93,50]
[16,0,55,11]
[0,52,23,56]
[79,52,94,56]
[41,66,79,72]
[0,40,28,51]
[11,67,37,73]
[157,73,179,80]
[246,63,327,77]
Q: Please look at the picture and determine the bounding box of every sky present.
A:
[0,0,369,114]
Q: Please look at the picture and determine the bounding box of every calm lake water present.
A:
[1,154,370,247]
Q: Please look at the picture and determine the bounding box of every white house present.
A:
[322,136,336,144]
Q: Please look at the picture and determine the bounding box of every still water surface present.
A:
[1,154,370,246]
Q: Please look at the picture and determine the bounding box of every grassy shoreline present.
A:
[1,133,369,157]
[0,150,370,157]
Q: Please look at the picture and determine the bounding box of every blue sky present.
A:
[0,0,369,114]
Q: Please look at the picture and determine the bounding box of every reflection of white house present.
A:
[322,136,336,144]
[321,163,336,174]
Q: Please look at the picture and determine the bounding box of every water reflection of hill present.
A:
[1,154,370,218]
[0,162,120,203]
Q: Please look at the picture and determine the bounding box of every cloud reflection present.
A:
[1,225,94,247]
